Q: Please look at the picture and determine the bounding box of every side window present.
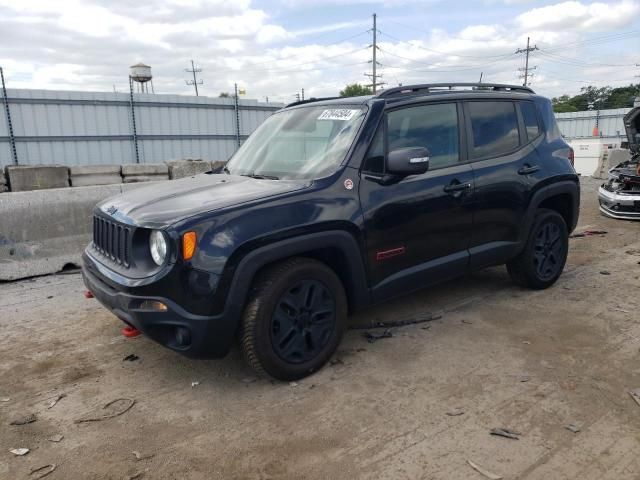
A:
[520,101,541,141]
[363,125,385,174]
[468,101,520,159]
[387,103,459,169]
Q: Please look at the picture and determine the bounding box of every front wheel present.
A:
[240,258,347,381]
[507,209,568,289]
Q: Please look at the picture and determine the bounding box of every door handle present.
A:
[518,164,540,175]
[443,182,472,193]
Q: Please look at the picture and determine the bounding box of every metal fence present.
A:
[0,87,282,168]
[555,108,631,142]
[4,85,630,168]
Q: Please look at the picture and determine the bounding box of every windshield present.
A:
[225,105,367,180]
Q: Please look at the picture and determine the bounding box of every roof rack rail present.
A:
[377,83,534,98]
[284,96,341,108]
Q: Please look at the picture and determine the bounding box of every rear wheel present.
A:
[507,209,568,289]
[241,258,347,380]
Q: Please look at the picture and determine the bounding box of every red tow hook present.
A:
[122,325,141,338]
[84,290,95,299]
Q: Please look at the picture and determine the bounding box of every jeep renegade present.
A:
[82,83,580,380]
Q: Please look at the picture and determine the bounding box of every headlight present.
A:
[149,230,167,265]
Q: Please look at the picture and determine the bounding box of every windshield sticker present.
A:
[317,109,359,121]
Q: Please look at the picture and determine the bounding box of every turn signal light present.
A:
[182,231,197,261]
[139,300,168,312]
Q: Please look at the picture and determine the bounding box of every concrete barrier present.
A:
[0,182,163,280]
[70,165,122,187]
[6,165,70,191]
[122,164,169,183]
[167,159,212,179]
[210,160,226,173]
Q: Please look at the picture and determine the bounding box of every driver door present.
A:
[358,102,474,300]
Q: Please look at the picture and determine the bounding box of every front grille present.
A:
[92,215,131,267]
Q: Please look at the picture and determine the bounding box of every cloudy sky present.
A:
[0,0,638,103]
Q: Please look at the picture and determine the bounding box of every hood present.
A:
[97,173,310,227]
[624,106,640,152]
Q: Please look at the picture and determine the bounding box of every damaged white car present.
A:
[599,105,640,220]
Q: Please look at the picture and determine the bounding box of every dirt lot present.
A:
[1,177,640,480]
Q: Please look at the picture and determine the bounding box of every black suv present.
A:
[82,83,579,380]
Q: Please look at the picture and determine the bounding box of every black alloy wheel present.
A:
[241,257,347,380]
[271,279,336,364]
[532,221,565,281]
[507,208,569,289]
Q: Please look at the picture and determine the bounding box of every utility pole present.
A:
[128,76,140,164]
[301,88,305,101]
[185,60,203,96]
[0,66,18,165]
[234,83,241,148]
[364,13,384,93]
[515,37,538,87]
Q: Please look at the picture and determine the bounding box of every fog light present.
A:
[175,327,191,347]
[139,300,168,312]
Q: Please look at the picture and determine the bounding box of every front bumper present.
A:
[598,186,640,221]
[82,256,237,359]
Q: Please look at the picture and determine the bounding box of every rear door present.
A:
[359,101,474,299]
[464,99,538,269]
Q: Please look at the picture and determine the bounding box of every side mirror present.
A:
[387,147,430,176]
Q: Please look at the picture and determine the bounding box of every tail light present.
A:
[568,148,575,167]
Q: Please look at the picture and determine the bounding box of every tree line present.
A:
[552,84,640,112]
[217,83,640,109]
[337,83,640,113]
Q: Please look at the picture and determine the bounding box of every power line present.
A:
[378,24,514,59]
[225,30,370,70]
[515,37,538,87]
[537,50,635,68]
[185,59,203,96]
[377,47,516,72]
[542,30,640,54]
[376,48,401,87]
[217,46,368,75]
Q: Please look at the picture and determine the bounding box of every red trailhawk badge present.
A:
[344,179,354,190]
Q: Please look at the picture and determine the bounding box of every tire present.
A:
[240,257,347,381]
[507,208,568,290]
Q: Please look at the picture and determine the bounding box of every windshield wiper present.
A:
[241,172,280,180]
[223,166,231,175]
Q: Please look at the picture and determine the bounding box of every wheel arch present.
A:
[538,193,574,231]
[520,180,580,245]
[219,231,370,331]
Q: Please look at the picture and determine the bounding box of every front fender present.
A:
[211,230,370,324]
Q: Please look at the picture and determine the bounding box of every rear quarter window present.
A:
[537,98,562,141]
[520,101,541,141]
[468,101,520,159]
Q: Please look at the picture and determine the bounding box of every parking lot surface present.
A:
[2,177,640,480]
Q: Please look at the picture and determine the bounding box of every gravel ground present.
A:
[1,177,640,480]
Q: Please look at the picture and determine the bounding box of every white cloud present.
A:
[0,0,637,101]
[516,0,639,31]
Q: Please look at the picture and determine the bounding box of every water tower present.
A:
[129,63,154,93]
